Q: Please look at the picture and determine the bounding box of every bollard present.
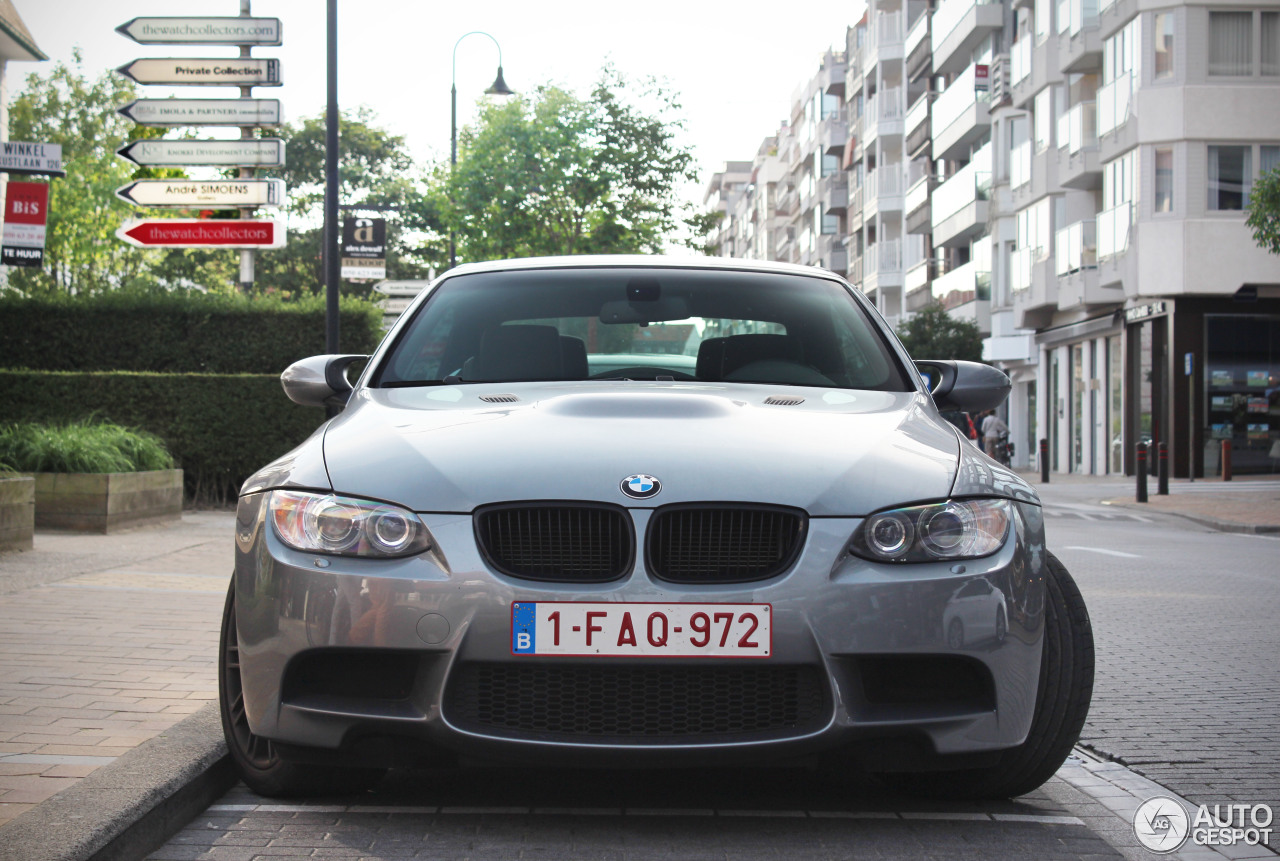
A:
[1222,439,1232,482]
[1039,438,1050,483]
[1157,441,1169,495]
[1136,442,1148,502]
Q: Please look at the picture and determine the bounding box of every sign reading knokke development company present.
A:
[117,139,286,168]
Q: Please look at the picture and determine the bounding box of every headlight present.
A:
[269,490,433,557]
[849,499,1012,563]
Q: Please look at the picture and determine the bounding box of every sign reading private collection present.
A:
[341,217,387,279]
[2,181,50,267]
[116,219,286,249]
[116,139,286,168]
[116,17,283,46]
[118,98,282,127]
[117,57,281,87]
[116,178,286,208]
[0,141,65,177]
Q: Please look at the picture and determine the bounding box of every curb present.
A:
[1102,500,1280,535]
[0,703,235,861]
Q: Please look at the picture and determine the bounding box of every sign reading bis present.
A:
[116,178,286,208]
[2,181,51,267]
[342,218,387,279]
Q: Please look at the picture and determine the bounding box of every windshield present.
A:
[374,266,911,391]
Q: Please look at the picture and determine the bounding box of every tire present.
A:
[219,580,384,797]
[880,552,1094,799]
[946,618,965,649]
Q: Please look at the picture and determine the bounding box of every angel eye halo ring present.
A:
[269,490,433,558]
[850,499,1012,563]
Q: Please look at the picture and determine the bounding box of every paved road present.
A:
[1039,481,1280,810]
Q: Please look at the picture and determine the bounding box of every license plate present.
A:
[511,602,771,657]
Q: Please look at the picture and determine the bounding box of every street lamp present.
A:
[450,31,514,270]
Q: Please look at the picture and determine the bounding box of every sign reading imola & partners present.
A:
[118,98,282,127]
[116,179,286,208]
[117,57,281,87]
[116,219,286,249]
[116,17,282,46]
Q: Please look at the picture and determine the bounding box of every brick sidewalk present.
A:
[0,513,232,828]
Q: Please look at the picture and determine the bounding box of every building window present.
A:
[1034,88,1052,152]
[1154,13,1175,79]
[1155,148,1173,213]
[1264,13,1280,76]
[1208,145,1251,210]
[1209,11,1253,76]
[1263,146,1280,175]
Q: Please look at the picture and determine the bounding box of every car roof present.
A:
[438,254,851,283]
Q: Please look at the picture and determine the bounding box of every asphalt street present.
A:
[138,478,1280,861]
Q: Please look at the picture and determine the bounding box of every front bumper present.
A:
[231,492,1047,769]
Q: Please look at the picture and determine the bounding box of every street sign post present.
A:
[118,98,282,127]
[116,178,285,208]
[341,217,387,279]
[116,17,282,46]
[0,141,65,177]
[2,181,50,267]
[116,219,286,249]
[116,57,281,87]
[116,138,286,168]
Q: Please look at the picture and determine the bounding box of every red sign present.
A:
[2,181,50,267]
[975,63,990,92]
[116,218,285,248]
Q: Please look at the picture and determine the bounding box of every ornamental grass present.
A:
[0,419,174,474]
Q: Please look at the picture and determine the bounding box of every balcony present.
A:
[905,92,932,157]
[818,110,850,151]
[931,0,1004,76]
[931,64,991,162]
[1011,34,1062,110]
[1010,37,1031,89]
[1010,246,1057,328]
[775,184,798,217]
[1097,201,1132,261]
[866,238,903,277]
[819,233,848,274]
[1056,101,1100,190]
[1010,141,1031,190]
[1096,71,1132,138]
[932,258,991,311]
[848,184,864,233]
[865,10,906,72]
[818,171,849,213]
[864,87,906,144]
[1054,220,1096,276]
[906,12,932,81]
[932,145,992,247]
[864,165,905,217]
[848,253,864,287]
[1058,0,1101,73]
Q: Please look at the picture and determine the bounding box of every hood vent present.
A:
[763,395,805,406]
[479,393,520,403]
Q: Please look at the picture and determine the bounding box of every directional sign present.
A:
[116,178,286,208]
[117,58,281,87]
[117,138,285,168]
[116,17,283,47]
[116,219,286,249]
[118,98,282,127]
[0,141,65,177]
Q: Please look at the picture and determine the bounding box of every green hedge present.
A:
[0,292,385,374]
[0,370,326,503]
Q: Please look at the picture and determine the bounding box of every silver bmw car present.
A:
[220,256,1093,799]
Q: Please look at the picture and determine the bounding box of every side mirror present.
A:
[915,360,1010,412]
[280,355,369,408]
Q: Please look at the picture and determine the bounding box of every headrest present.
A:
[473,325,563,381]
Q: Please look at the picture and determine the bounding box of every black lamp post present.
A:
[449,31,514,270]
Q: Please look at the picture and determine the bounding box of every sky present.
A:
[10,0,864,211]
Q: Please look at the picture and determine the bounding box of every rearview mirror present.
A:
[915,360,1010,412]
[281,354,369,408]
[599,297,690,325]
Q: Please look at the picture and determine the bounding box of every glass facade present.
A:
[1205,315,1280,474]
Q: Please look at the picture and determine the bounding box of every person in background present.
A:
[981,409,1009,459]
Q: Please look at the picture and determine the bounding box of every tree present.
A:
[6,53,172,295]
[441,66,708,265]
[1246,166,1280,255]
[895,302,986,362]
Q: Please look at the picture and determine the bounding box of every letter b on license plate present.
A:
[511,602,771,657]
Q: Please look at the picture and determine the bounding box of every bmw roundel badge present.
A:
[621,474,661,499]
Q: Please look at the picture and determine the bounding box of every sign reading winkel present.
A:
[0,141,65,177]
[118,98,282,127]
[116,17,283,46]
[117,58,281,87]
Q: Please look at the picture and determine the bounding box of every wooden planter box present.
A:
[0,476,35,551]
[33,469,183,533]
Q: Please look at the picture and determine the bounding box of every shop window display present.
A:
[1204,315,1280,474]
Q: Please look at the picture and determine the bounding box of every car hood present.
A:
[313,383,967,517]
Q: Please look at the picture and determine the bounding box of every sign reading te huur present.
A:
[117,179,286,208]
[118,99,282,127]
[117,57,281,87]
[117,139,286,168]
[2,181,50,267]
[341,218,387,279]
[116,219,286,249]
[116,17,283,47]
[0,141,65,177]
